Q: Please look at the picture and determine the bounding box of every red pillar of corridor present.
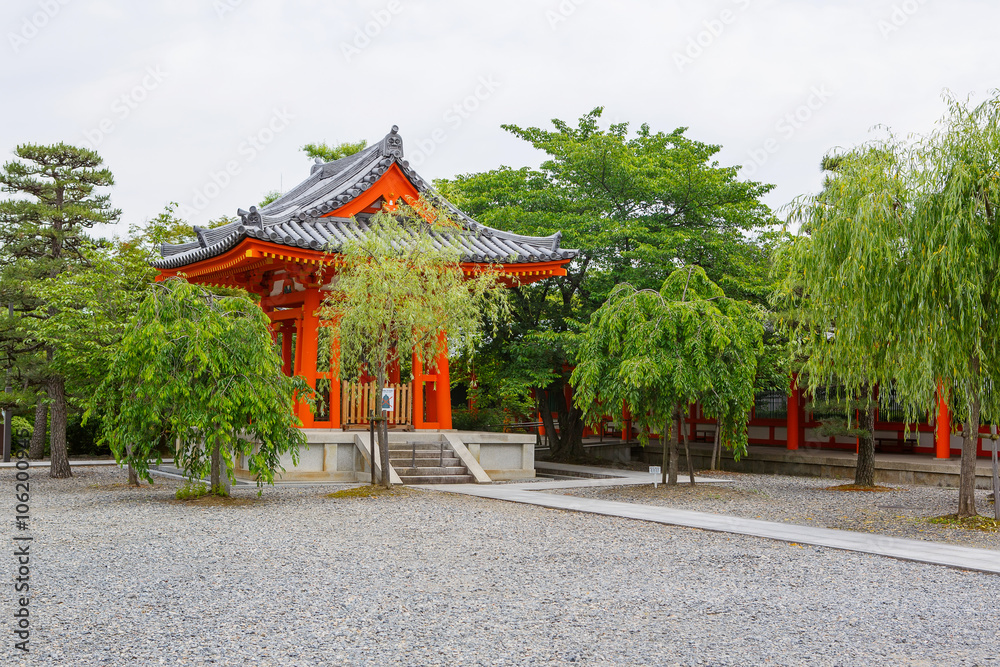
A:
[787,374,805,451]
[935,384,951,459]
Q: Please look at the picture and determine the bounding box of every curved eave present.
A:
[156,237,573,285]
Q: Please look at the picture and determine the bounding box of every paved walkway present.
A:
[429,464,1000,575]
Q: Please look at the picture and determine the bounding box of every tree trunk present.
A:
[855,391,877,487]
[680,407,695,486]
[957,388,981,518]
[710,424,721,471]
[29,397,46,460]
[379,416,390,489]
[661,418,669,486]
[127,464,139,487]
[668,408,679,486]
[47,376,71,478]
[210,442,221,492]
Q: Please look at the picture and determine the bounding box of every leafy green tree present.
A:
[90,279,309,492]
[0,143,120,477]
[437,109,777,456]
[319,197,508,487]
[259,190,282,207]
[778,93,1000,516]
[572,266,763,485]
[772,150,893,487]
[302,140,366,163]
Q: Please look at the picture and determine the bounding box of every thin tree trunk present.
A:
[855,390,877,487]
[210,442,221,492]
[29,397,46,460]
[958,385,981,518]
[380,416,390,489]
[127,464,139,486]
[710,423,721,471]
[47,376,71,478]
[661,418,669,486]
[668,407,679,486]
[680,408,695,486]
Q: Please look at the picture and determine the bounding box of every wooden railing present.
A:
[340,381,413,428]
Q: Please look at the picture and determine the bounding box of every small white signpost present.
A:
[649,465,661,489]
[986,435,999,522]
[380,387,395,414]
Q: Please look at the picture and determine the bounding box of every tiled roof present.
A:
[155,126,578,270]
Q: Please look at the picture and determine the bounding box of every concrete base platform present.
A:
[624,441,997,489]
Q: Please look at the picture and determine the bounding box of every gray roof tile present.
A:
[155,126,578,270]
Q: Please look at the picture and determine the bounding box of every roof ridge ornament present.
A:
[237,206,264,229]
[380,125,403,159]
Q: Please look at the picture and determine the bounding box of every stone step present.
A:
[389,454,460,463]
[396,474,474,484]
[392,466,469,476]
[389,445,448,454]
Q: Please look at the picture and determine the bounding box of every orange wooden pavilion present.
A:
[154,126,577,431]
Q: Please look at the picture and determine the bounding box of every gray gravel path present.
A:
[553,471,999,550]
[3,467,999,666]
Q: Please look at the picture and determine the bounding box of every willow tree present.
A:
[89,279,309,493]
[773,145,909,487]
[319,197,509,488]
[778,93,1000,516]
[571,266,763,486]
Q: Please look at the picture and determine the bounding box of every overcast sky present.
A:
[2,0,997,238]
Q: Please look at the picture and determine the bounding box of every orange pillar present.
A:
[296,289,321,428]
[281,322,293,376]
[787,375,802,451]
[935,385,951,459]
[412,352,426,429]
[329,334,341,429]
[434,336,452,430]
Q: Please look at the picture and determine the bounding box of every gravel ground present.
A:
[2,466,999,666]
[553,471,1000,551]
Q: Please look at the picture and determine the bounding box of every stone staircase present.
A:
[388,439,474,484]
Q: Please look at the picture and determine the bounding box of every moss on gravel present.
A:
[327,485,414,499]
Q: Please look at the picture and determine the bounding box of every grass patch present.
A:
[927,514,999,532]
[825,484,894,492]
[327,484,413,499]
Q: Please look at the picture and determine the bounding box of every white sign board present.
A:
[380,388,395,413]
[649,465,661,489]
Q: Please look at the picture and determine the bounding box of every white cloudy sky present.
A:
[1,0,997,237]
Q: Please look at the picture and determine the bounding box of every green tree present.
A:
[778,93,1000,516]
[772,151,891,487]
[302,140,366,163]
[0,143,120,477]
[572,266,763,485]
[90,279,309,492]
[319,197,508,487]
[437,109,777,456]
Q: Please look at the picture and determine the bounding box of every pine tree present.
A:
[0,143,120,478]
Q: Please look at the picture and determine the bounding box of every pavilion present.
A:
[155,125,578,436]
